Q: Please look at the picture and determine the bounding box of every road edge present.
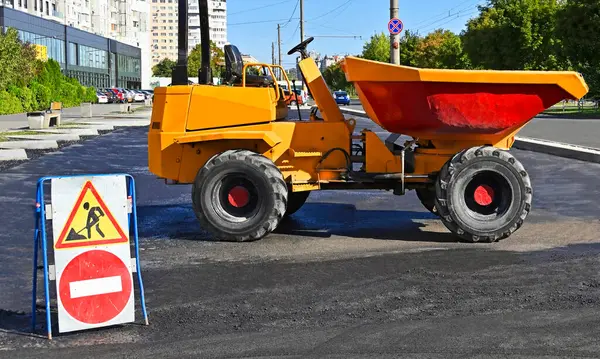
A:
[338,107,600,164]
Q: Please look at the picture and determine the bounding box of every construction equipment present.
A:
[148,0,589,243]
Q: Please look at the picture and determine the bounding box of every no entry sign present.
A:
[51,175,135,333]
[59,250,133,325]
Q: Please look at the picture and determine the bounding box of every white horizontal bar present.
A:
[69,276,122,298]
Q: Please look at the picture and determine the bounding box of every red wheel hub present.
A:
[228,186,250,208]
[474,184,494,206]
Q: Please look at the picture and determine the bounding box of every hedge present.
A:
[0,27,99,116]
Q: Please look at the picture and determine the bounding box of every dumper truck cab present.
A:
[148,0,589,243]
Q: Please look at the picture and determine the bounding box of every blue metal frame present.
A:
[31,173,148,339]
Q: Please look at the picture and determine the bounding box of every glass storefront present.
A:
[17,29,65,64]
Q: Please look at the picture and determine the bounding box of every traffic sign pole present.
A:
[389,0,401,65]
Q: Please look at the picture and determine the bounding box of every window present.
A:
[68,42,78,65]
[46,1,49,14]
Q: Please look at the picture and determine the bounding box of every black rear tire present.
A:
[192,149,288,242]
[285,190,310,216]
[415,188,438,216]
[434,146,532,243]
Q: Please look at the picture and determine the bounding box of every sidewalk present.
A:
[519,117,600,149]
[0,103,146,131]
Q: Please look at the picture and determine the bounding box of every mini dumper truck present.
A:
[148,0,589,243]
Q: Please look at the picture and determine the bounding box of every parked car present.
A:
[96,91,108,104]
[283,89,303,106]
[132,90,146,102]
[102,90,118,103]
[109,88,126,103]
[333,90,351,106]
[122,89,134,103]
[141,90,153,100]
[293,88,309,104]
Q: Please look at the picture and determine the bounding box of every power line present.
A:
[411,0,480,28]
[415,2,482,32]
[229,0,296,16]
[280,0,300,28]
[283,23,300,44]
[306,0,354,22]
[305,20,360,37]
[418,10,480,33]
[229,18,296,26]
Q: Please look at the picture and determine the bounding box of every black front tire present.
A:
[285,190,310,216]
[435,146,532,243]
[192,150,288,242]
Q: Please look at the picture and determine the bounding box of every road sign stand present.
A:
[31,174,148,340]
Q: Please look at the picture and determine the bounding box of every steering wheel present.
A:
[287,37,315,58]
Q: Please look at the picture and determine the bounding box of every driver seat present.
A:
[224,44,274,87]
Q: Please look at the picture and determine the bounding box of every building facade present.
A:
[1,0,151,88]
[0,6,142,88]
[320,55,345,72]
[151,0,226,66]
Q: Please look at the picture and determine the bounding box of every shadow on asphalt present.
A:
[136,202,457,243]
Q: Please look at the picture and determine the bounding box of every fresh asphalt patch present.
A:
[1,124,600,357]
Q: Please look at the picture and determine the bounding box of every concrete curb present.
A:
[339,107,600,164]
[0,140,59,150]
[7,134,81,141]
[0,149,27,161]
[513,137,600,163]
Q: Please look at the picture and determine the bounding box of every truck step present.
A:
[289,149,323,158]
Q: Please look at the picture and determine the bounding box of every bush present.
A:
[29,81,51,110]
[84,87,98,103]
[0,29,112,115]
[0,91,24,115]
[8,85,35,112]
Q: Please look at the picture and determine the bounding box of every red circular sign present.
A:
[59,250,132,324]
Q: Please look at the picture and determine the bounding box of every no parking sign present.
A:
[31,174,148,339]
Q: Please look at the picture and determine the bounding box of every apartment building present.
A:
[1,0,151,88]
[151,0,227,66]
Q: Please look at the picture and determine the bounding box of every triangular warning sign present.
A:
[55,181,128,249]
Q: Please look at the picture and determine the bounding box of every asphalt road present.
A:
[347,101,600,149]
[2,117,600,357]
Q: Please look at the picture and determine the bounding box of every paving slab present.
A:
[83,120,150,127]
[0,148,27,161]
[0,140,58,150]
[7,134,80,141]
[36,128,99,136]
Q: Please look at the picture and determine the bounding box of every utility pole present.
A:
[300,0,304,42]
[272,42,276,65]
[390,0,400,65]
[277,24,283,80]
[277,24,282,67]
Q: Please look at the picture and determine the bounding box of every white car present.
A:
[133,91,146,102]
[96,92,108,104]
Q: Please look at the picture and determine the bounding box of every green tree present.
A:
[0,28,38,90]
[414,29,470,69]
[399,30,421,67]
[152,58,176,77]
[556,0,600,98]
[462,0,566,71]
[323,62,351,92]
[187,41,225,78]
[361,32,390,62]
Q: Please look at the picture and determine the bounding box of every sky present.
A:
[226,0,486,68]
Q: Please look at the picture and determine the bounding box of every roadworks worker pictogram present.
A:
[54,181,128,249]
